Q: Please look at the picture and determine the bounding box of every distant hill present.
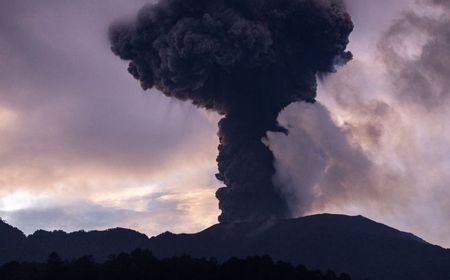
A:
[0,218,148,263]
[0,219,26,264]
[1,214,449,280]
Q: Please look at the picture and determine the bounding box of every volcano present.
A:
[1,214,449,280]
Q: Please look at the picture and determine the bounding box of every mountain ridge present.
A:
[1,214,449,280]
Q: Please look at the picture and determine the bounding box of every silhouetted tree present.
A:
[0,250,351,280]
[46,252,65,280]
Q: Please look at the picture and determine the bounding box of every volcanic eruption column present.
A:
[109,0,353,223]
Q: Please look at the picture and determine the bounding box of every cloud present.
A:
[378,0,450,109]
[1,185,218,236]
[0,0,220,191]
[266,102,376,214]
[266,0,450,247]
[1,0,450,249]
[0,0,220,235]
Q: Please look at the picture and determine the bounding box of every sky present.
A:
[1,0,450,248]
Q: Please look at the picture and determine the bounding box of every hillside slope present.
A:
[148,214,450,280]
[1,214,449,280]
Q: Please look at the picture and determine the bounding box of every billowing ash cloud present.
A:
[109,0,353,223]
[262,0,450,246]
[378,0,450,109]
[265,102,379,215]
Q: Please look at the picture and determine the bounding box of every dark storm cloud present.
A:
[110,0,353,223]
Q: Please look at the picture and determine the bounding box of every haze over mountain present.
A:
[1,214,449,280]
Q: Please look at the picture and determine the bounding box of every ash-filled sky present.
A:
[1,0,450,248]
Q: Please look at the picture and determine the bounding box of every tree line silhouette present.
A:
[0,249,351,280]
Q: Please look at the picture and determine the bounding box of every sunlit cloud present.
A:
[0,192,49,212]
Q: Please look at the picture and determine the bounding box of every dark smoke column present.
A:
[109,0,353,223]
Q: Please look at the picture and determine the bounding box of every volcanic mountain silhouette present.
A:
[1,214,449,280]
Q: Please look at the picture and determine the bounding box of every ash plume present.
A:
[109,0,353,223]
